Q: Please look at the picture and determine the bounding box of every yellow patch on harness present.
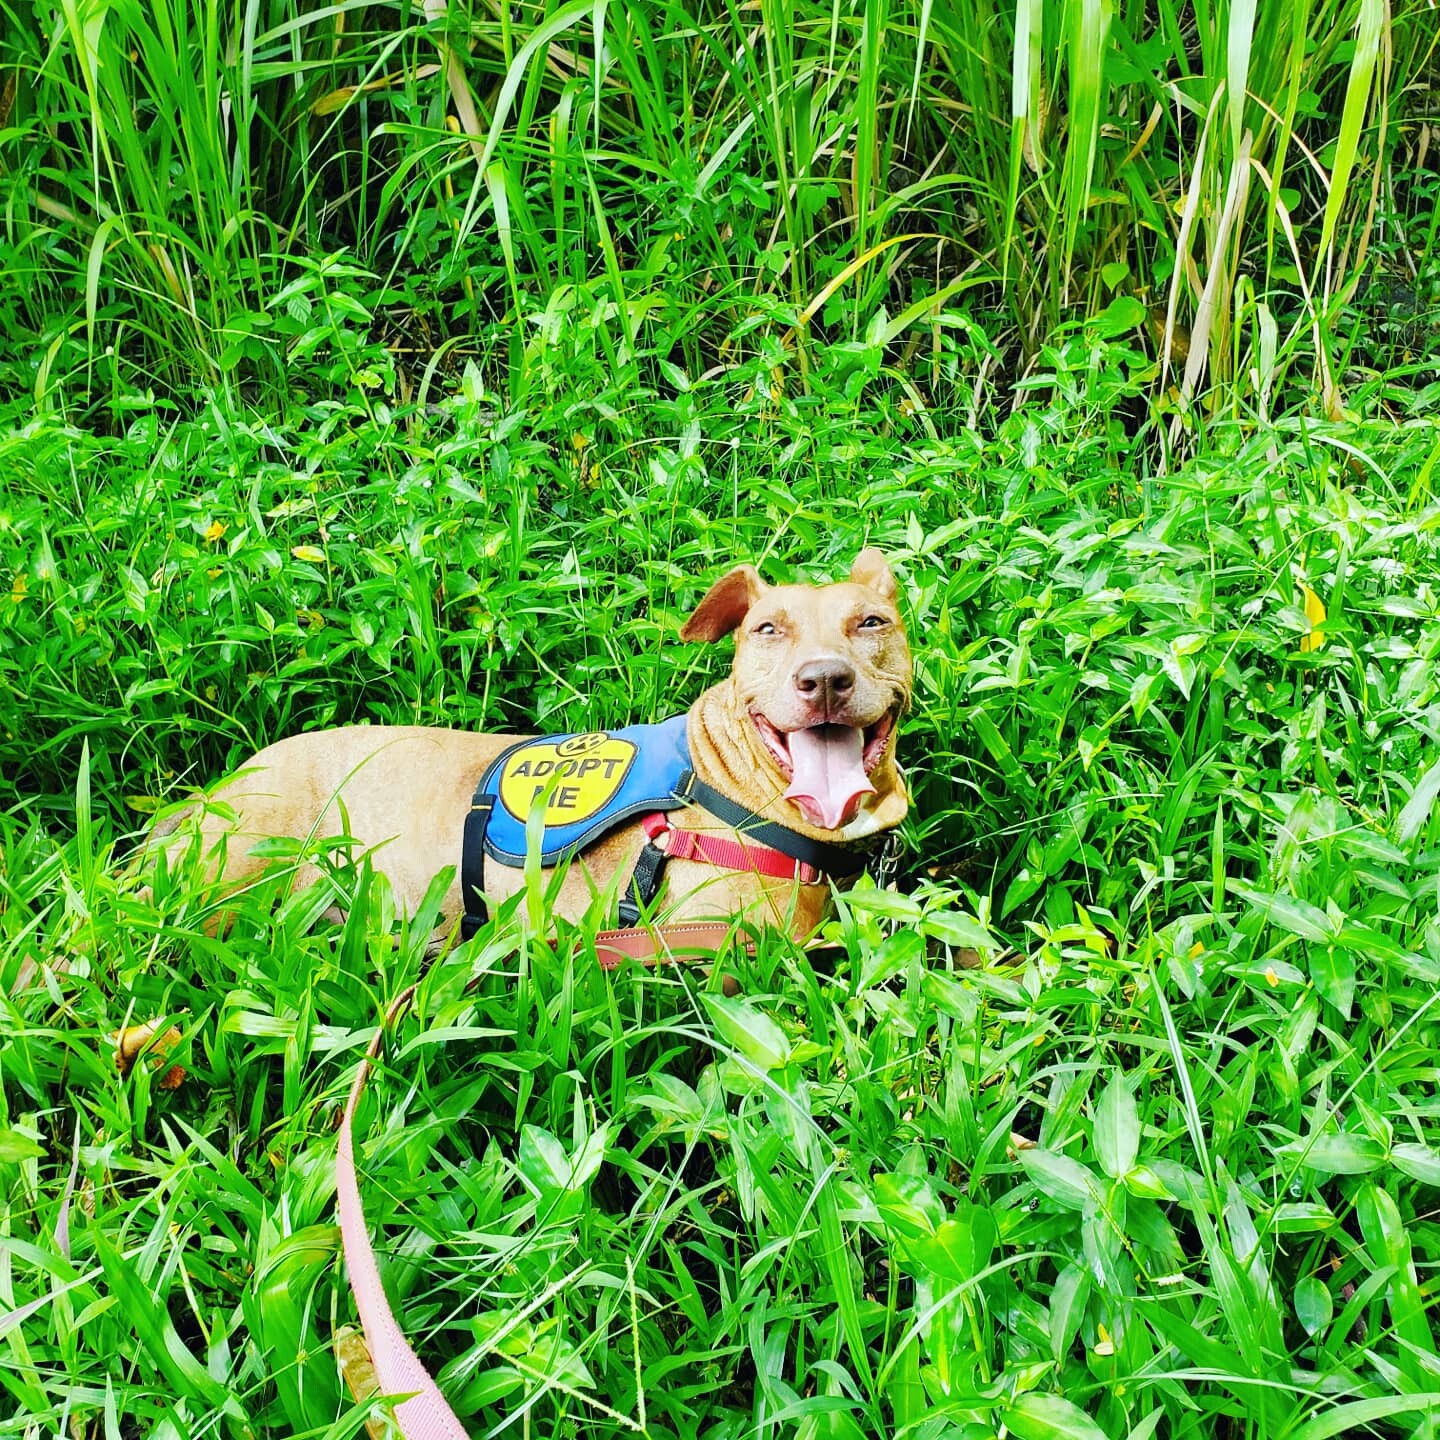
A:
[497,732,639,824]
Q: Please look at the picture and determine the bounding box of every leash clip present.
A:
[874,831,904,932]
[880,829,905,886]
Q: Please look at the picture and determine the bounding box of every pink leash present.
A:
[335,928,747,1436]
[336,984,469,1440]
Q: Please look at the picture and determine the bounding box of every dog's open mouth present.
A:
[752,710,897,830]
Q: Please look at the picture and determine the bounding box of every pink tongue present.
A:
[784,725,875,831]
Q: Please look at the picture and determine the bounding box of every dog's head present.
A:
[681,549,912,830]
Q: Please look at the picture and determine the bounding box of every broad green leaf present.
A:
[858,927,926,991]
[1147,1304,1250,1377]
[1230,958,1306,988]
[1391,1142,1440,1187]
[921,908,996,950]
[1125,1414,1164,1440]
[567,1121,611,1189]
[703,994,790,1070]
[841,887,923,924]
[794,1404,868,1440]
[1272,1202,1337,1233]
[518,1125,573,1191]
[1294,1275,1332,1338]
[1159,645,1195,700]
[255,1225,343,1426]
[525,1332,596,1389]
[1147,1160,1207,1209]
[1048,1263,1089,1367]
[1081,1205,1128,1297]
[813,1173,876,1393]
[1093,1072,1140,1180]
[1020,1148,1102,1211]
[1005,1391,1115,1440]
[887,1331,924,1434]
[1355,1183,1434,1384]
[967,706,1027,787]
[909,1207,997,1283]
[1227,880,1332,942]
[1286,1133,1386,1175]
[1123,1165,1174,1200]
[1336,922,1436,979]
[921,971,980,1025]
[636,1074,706,1128]
[1309,943,1355,1018]
[1093,294,1146,336]
[871,1172,945,1239]
[0,1128,45,1164]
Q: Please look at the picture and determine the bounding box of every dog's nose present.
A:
[794,659,856,707]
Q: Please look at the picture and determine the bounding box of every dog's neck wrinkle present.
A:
[685,682,906,844]
[687,682,787,813]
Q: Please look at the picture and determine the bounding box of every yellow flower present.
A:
[204,520,226,543]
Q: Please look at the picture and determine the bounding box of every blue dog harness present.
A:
[479,715,691,866]
[458,715,868,938]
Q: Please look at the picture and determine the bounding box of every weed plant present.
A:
[5,320,1440,1434]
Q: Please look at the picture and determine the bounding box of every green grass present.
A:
[4,0,1440,1435]
[6,334,1440,1435]
[1,0,1436,418]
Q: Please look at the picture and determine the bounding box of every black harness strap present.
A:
[675,771,871,878]
[460,790,494,940]
[617,838,669,927]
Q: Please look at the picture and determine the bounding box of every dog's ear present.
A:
[680,565,765,642]
[850,548,897,600]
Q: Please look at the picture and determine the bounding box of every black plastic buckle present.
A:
[617,837,669,927]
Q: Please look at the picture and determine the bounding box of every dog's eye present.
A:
[753,621,778,635]
[858,615,889,630]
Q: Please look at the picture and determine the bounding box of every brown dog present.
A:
[161,550,911,941]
